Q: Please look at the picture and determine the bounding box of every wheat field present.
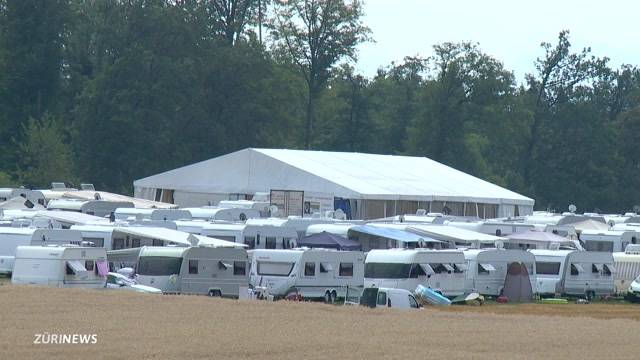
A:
[0,284,639,360]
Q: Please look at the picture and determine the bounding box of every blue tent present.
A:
[298,231,361,251]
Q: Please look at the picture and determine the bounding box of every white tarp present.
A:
[410,224,504,243]
[134,148,534,206]
[114,227,195,246]
[193,234,247,248]
[36,210,110,225]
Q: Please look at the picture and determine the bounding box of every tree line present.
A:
[0,0,638,213]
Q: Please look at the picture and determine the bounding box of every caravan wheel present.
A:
[324,291,332,304]
[585,290,596,301]
[208,289,222,298]
[330,291,337,304]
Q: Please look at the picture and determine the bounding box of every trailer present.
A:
[612,245,640,294]
[580,230,638,252]
[530,250,615,298]
[364,249,466,297]
[11,245,107,288]
[108,246,249,297]
[249,248,365,302]
[463,249,536,296]
[202,222,298,250]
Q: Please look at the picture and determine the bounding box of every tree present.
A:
[17,114,76,188]
[205,0,261,45]
[270,0,370,149]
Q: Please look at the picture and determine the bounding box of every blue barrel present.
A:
[415,284,451,306]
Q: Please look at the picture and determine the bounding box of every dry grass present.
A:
[0,285,639,360]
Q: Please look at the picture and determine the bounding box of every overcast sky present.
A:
[355,0,639,83]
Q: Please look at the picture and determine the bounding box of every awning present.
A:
[455,263,468,271]
[442,264,454,272]
[218,261,231,270]
[115,227,195,246]
[67,260,87,274]
[320,262,334,272]
[572,264,585,273]
[349,225,441,244]
[605,264,616,273]
[193,234,247,248]
[593,263,603,272]
[420,264,435,275]
[479,263,496,272]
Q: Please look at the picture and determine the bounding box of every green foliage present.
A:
[0,2,638,213]
[17,114,76,188]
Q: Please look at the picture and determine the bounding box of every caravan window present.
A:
[132,239,141,248]
[266,237,277,249]
[570,263,584,276]
[364,263,411,279]
[478,263,496,275]
[409,264,427,278]
[430,263,449,274]
[339,263,353,277]
[85,260,94,271]
[536,262,560,275]
[233,261,246,276]
[138,257,182,276]
[257,261,294,276]
[244,236,255,249]
[320,263,333,273]
[584,241,614,252]
[603,264,614,276]
[189,260,198,274]
[453,263,467,273]
[304,262,316,276]
[376,291,387,306]
[592,264,603,274]
[84,237,104,247]
[113,238,125,250]
[152,239,163,247]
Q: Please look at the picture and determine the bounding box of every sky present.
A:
[355,0,639,83]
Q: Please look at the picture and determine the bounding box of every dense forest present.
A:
[0,0,638,213]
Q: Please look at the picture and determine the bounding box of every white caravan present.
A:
[612,245,640,294]
[108,246,248,297]
[0,228,84,274]
[202,222,298,250]
[113,208,192,221]
[463,249,536,296]
[580,230,638,252]
[530,250,615,298]
[11,246,107,288]
[249,249,365,302]
[184,207,260,221]
[46,199,134,217]
[364,249,466,297]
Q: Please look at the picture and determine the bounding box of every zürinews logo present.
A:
[33,333,98,345]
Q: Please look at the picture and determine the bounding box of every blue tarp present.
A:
[348,225,441,244]
[298,231,361,251]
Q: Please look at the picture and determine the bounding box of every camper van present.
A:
[11,246,107,288]
[364,249,466,297]
[0,228,84,274]
[463,249,536,296]
[46,199,134,217]
[530,250,615,298]
[580,230,638,252]
[612,245,640,294]
[249,249,365,302]
[107,246,248,297]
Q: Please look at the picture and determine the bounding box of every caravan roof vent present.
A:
[549,242,561,251]
[416,209,427,216]
[51,182,67,189]
[81,183,95,191]
[624,212,635,217]
[625,244,640,254]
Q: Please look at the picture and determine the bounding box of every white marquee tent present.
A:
[134,148,534,219]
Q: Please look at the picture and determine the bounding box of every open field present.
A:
[1,285,639,360]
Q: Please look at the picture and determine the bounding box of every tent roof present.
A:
[134,148,534,205]
[348,225,441,244]
[298,231,361,250]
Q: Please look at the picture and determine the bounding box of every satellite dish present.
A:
[568,204,577,213]
[608,220,615,228]
[634,205,640,214]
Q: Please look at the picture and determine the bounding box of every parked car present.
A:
[627,275,640,303]
[359,287,421,310]
[105,272,162,294]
